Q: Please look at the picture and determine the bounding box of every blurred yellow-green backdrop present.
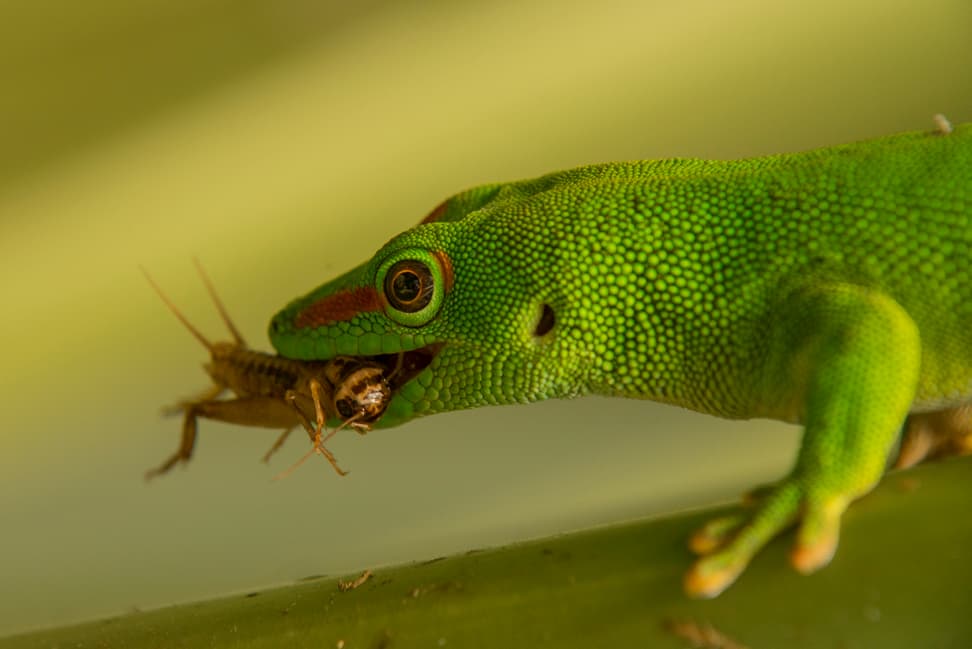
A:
[1,0,970,636]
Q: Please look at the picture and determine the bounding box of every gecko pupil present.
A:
[394,271,420,300]
[384,260,433,312]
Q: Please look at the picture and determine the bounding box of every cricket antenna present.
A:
[141,266,213,351]
[192,258,247,347]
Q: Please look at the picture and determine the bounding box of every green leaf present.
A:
[4,456,971,648]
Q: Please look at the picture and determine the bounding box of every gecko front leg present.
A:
[685,283,921,597]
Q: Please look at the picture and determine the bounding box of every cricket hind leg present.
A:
[147,383,224,479]
[160,384,225,418]
[145,400,207,480]
[146,393,318,480]
[895,404,972,469]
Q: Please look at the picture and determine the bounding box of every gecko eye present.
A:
[384,260,433,312]
[375,249,451,327]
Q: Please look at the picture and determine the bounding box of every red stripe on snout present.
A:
[295,286,383,328]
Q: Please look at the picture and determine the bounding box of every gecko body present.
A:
[269,122,972,596]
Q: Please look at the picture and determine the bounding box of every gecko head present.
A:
[268,236,452,422]
[269,197,579,428]
[270,225,468,427]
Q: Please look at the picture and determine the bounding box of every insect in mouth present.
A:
[142,261,396,480]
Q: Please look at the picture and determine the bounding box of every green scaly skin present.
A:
[270,122,972,597]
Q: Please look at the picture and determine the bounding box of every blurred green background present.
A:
[1,0,970,637]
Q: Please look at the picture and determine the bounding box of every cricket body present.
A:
[269,120,972,596]
[143,263,393,480]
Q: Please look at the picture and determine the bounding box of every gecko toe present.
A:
[790,497,846,574]
[682,479,802,596]
[688,514,744,555]
[684,551,748,599]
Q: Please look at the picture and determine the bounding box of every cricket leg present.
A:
[146,395,306,480]
[146,402,204,480]
[281,379,348,477]
[160,384,224,417]
[261,427,296,464]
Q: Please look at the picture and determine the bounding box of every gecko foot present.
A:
[687,481,787,555]
[896,405,972,469]
[684,477,851,598]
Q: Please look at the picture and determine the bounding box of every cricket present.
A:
[143,261,395,480]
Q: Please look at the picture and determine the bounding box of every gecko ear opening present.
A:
[534,304,556,337]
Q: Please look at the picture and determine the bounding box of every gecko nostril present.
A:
[534,304,556,337]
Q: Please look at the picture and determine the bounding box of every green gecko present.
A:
[268,118,971,597]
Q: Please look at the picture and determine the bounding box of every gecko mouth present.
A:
[370,343,443,391]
